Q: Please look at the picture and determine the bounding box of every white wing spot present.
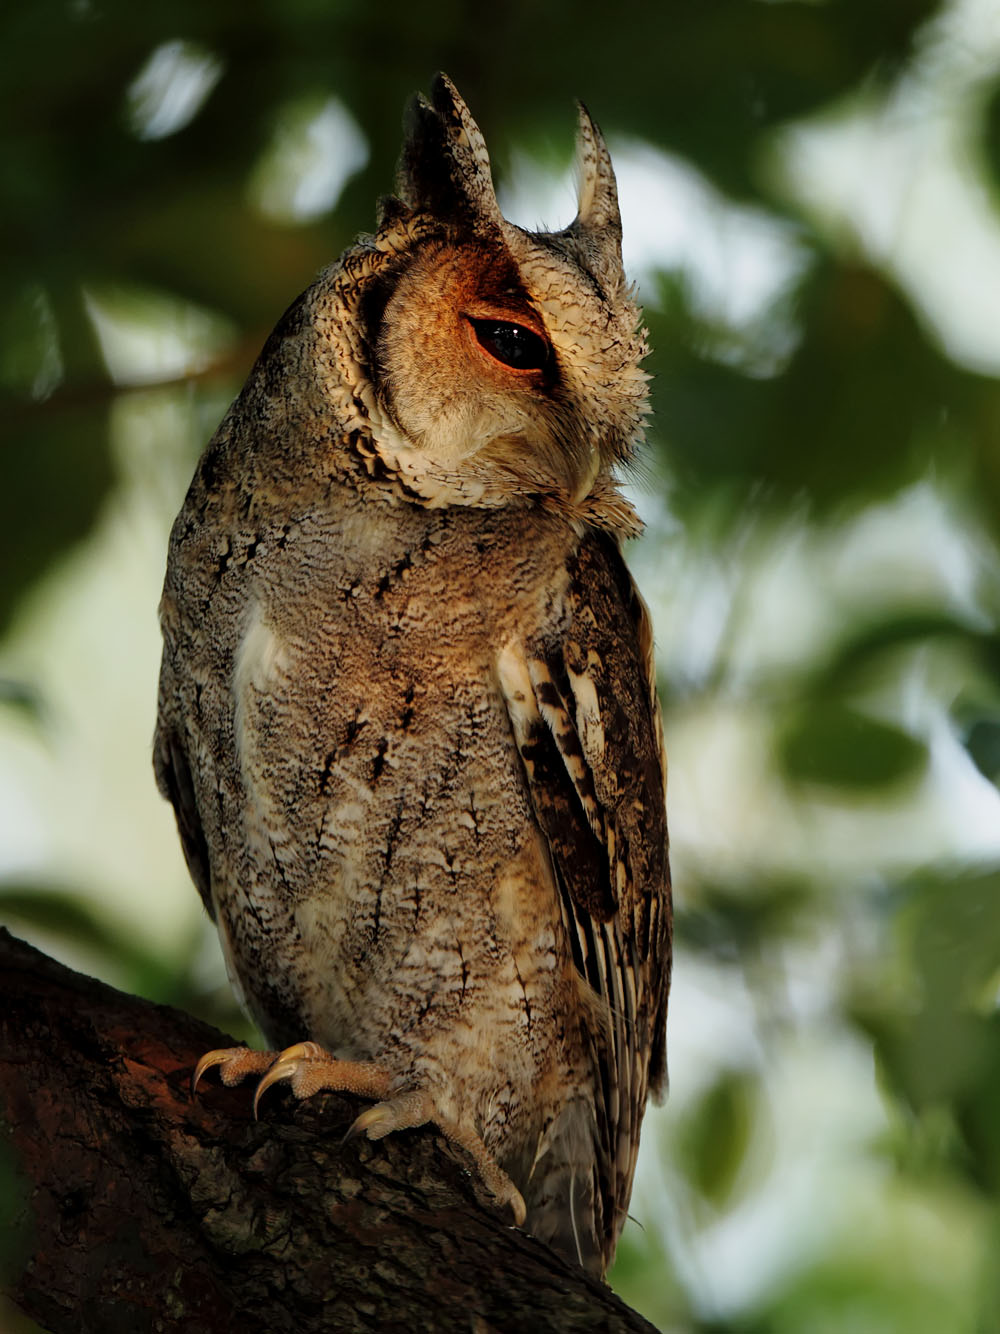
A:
[567,663,605,756]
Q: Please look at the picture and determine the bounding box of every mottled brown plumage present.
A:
[154,74,671,1276]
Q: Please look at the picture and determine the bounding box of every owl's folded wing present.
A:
[498,527,671,1254]
[154,708,214,920]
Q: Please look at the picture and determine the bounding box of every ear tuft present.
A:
[565,101,628,297]
[572,102,622,238]
[375,193,411,229]
[395,74,503,233]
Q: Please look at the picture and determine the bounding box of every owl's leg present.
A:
[205,1041,526,1225]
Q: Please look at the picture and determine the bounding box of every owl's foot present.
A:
[192,1045,276,1091]
[251,1041,392,1115]
[346,1089,527,1226]
[192,1040,391,1111]
[192,1040,526,1225]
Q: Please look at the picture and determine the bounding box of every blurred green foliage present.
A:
[2,1,1000,1330]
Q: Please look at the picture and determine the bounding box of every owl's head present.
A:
[313,76,647,528]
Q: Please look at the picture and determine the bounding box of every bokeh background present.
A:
[3,1,1000,1329]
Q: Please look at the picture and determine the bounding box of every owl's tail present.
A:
[520,1099,607,1278]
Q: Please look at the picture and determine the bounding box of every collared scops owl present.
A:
[154,73,671,1277]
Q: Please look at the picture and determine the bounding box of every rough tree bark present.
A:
[0,929,660,1333]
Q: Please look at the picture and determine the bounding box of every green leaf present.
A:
[677,1068,766,1209]
[963,718,1000,787]
[777,702,927,789]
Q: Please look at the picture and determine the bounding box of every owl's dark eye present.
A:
[468,318,550,372]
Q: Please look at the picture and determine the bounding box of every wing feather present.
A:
[500,528,671,1261]
[153,724,215,920]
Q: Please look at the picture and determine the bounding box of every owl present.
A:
[154,74,671,1277]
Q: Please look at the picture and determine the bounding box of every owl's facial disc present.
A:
[376,249,556,465]
[373,241,612,503]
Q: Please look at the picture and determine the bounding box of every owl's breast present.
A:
[207,495,572,1054]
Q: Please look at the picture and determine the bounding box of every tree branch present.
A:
[0,929,658,1333]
